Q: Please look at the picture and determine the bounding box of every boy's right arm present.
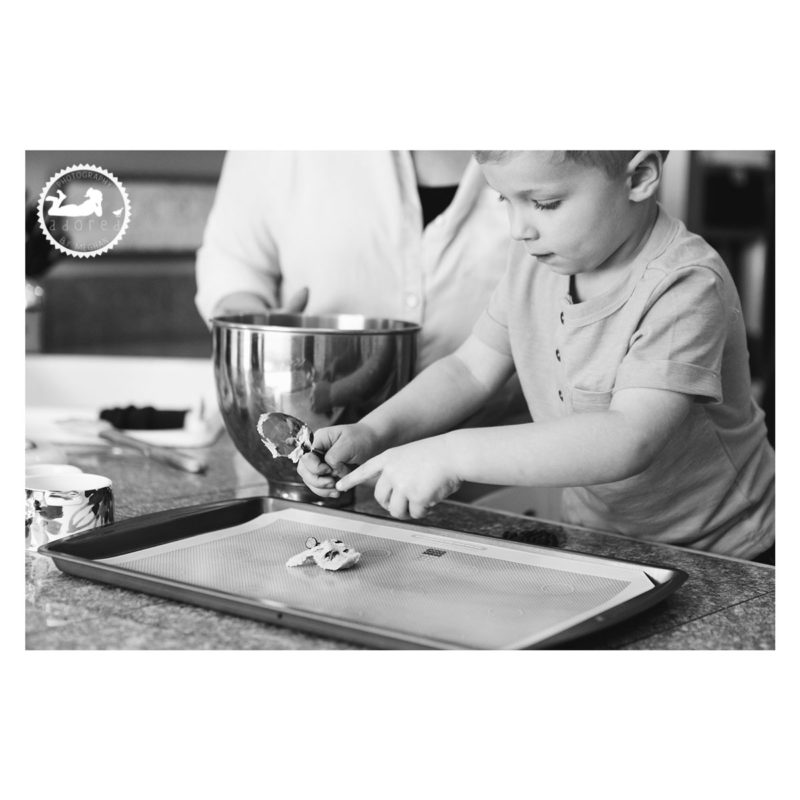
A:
[298,334,515,497]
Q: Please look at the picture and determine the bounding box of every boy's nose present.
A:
[509,210,539,242]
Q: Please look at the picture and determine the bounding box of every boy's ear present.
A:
[626,150,663,202]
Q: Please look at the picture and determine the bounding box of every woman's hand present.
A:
[297,422,382,498]
[211,287,310,318]
[334,436,462,519]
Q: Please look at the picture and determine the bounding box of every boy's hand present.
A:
[334,437,462,519]
[297,422,381,498]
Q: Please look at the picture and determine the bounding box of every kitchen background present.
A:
[25,150,775,444]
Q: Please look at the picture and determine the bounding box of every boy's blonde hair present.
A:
[473,150,669,176]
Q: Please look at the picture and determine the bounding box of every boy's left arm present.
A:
[336,387,692,519]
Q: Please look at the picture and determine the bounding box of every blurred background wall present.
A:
[26,151,225,358]
[26,150,775,442]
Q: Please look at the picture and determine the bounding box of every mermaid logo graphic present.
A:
[37,164,131,257]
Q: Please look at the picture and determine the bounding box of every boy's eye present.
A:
[497,194,560,210]
[532,199,561,211]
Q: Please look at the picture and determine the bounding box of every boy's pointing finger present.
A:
[335,457,382,492]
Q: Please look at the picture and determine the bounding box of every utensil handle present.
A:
[307,448,357,478]
[99,430,208,474]
[152,448,208,474]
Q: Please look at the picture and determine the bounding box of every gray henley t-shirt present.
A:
[473,206,774,558]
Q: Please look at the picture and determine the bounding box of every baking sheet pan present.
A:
[38,497,687,649]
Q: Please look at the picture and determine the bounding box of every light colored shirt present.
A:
[473,206,774,558]
[198,152,507,369]
[196,151,528,426]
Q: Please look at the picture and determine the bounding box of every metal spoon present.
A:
[256,411,325,464]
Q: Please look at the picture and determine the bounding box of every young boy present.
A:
[298,151,775,560]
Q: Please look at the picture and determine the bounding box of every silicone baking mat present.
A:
[99,507,656,649]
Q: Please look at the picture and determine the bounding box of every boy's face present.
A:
[480,152,641,277]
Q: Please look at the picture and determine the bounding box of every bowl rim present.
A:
[211,313,421,335]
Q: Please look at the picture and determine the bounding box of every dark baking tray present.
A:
[39,496,687,649]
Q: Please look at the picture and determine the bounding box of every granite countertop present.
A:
[26,435,775,650]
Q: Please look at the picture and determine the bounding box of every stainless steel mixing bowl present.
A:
[212,312,420,505]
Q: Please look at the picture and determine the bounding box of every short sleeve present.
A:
[472,266,513,356]
[615,266,728,402]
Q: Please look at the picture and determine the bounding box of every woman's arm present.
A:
[195,152,283,324]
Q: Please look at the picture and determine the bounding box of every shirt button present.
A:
[560,311,565,324]
[558,390,564,402]
[405,293,419,309]
[555,349,561,361]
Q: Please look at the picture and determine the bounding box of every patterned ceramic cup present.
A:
[26,473,114,550]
